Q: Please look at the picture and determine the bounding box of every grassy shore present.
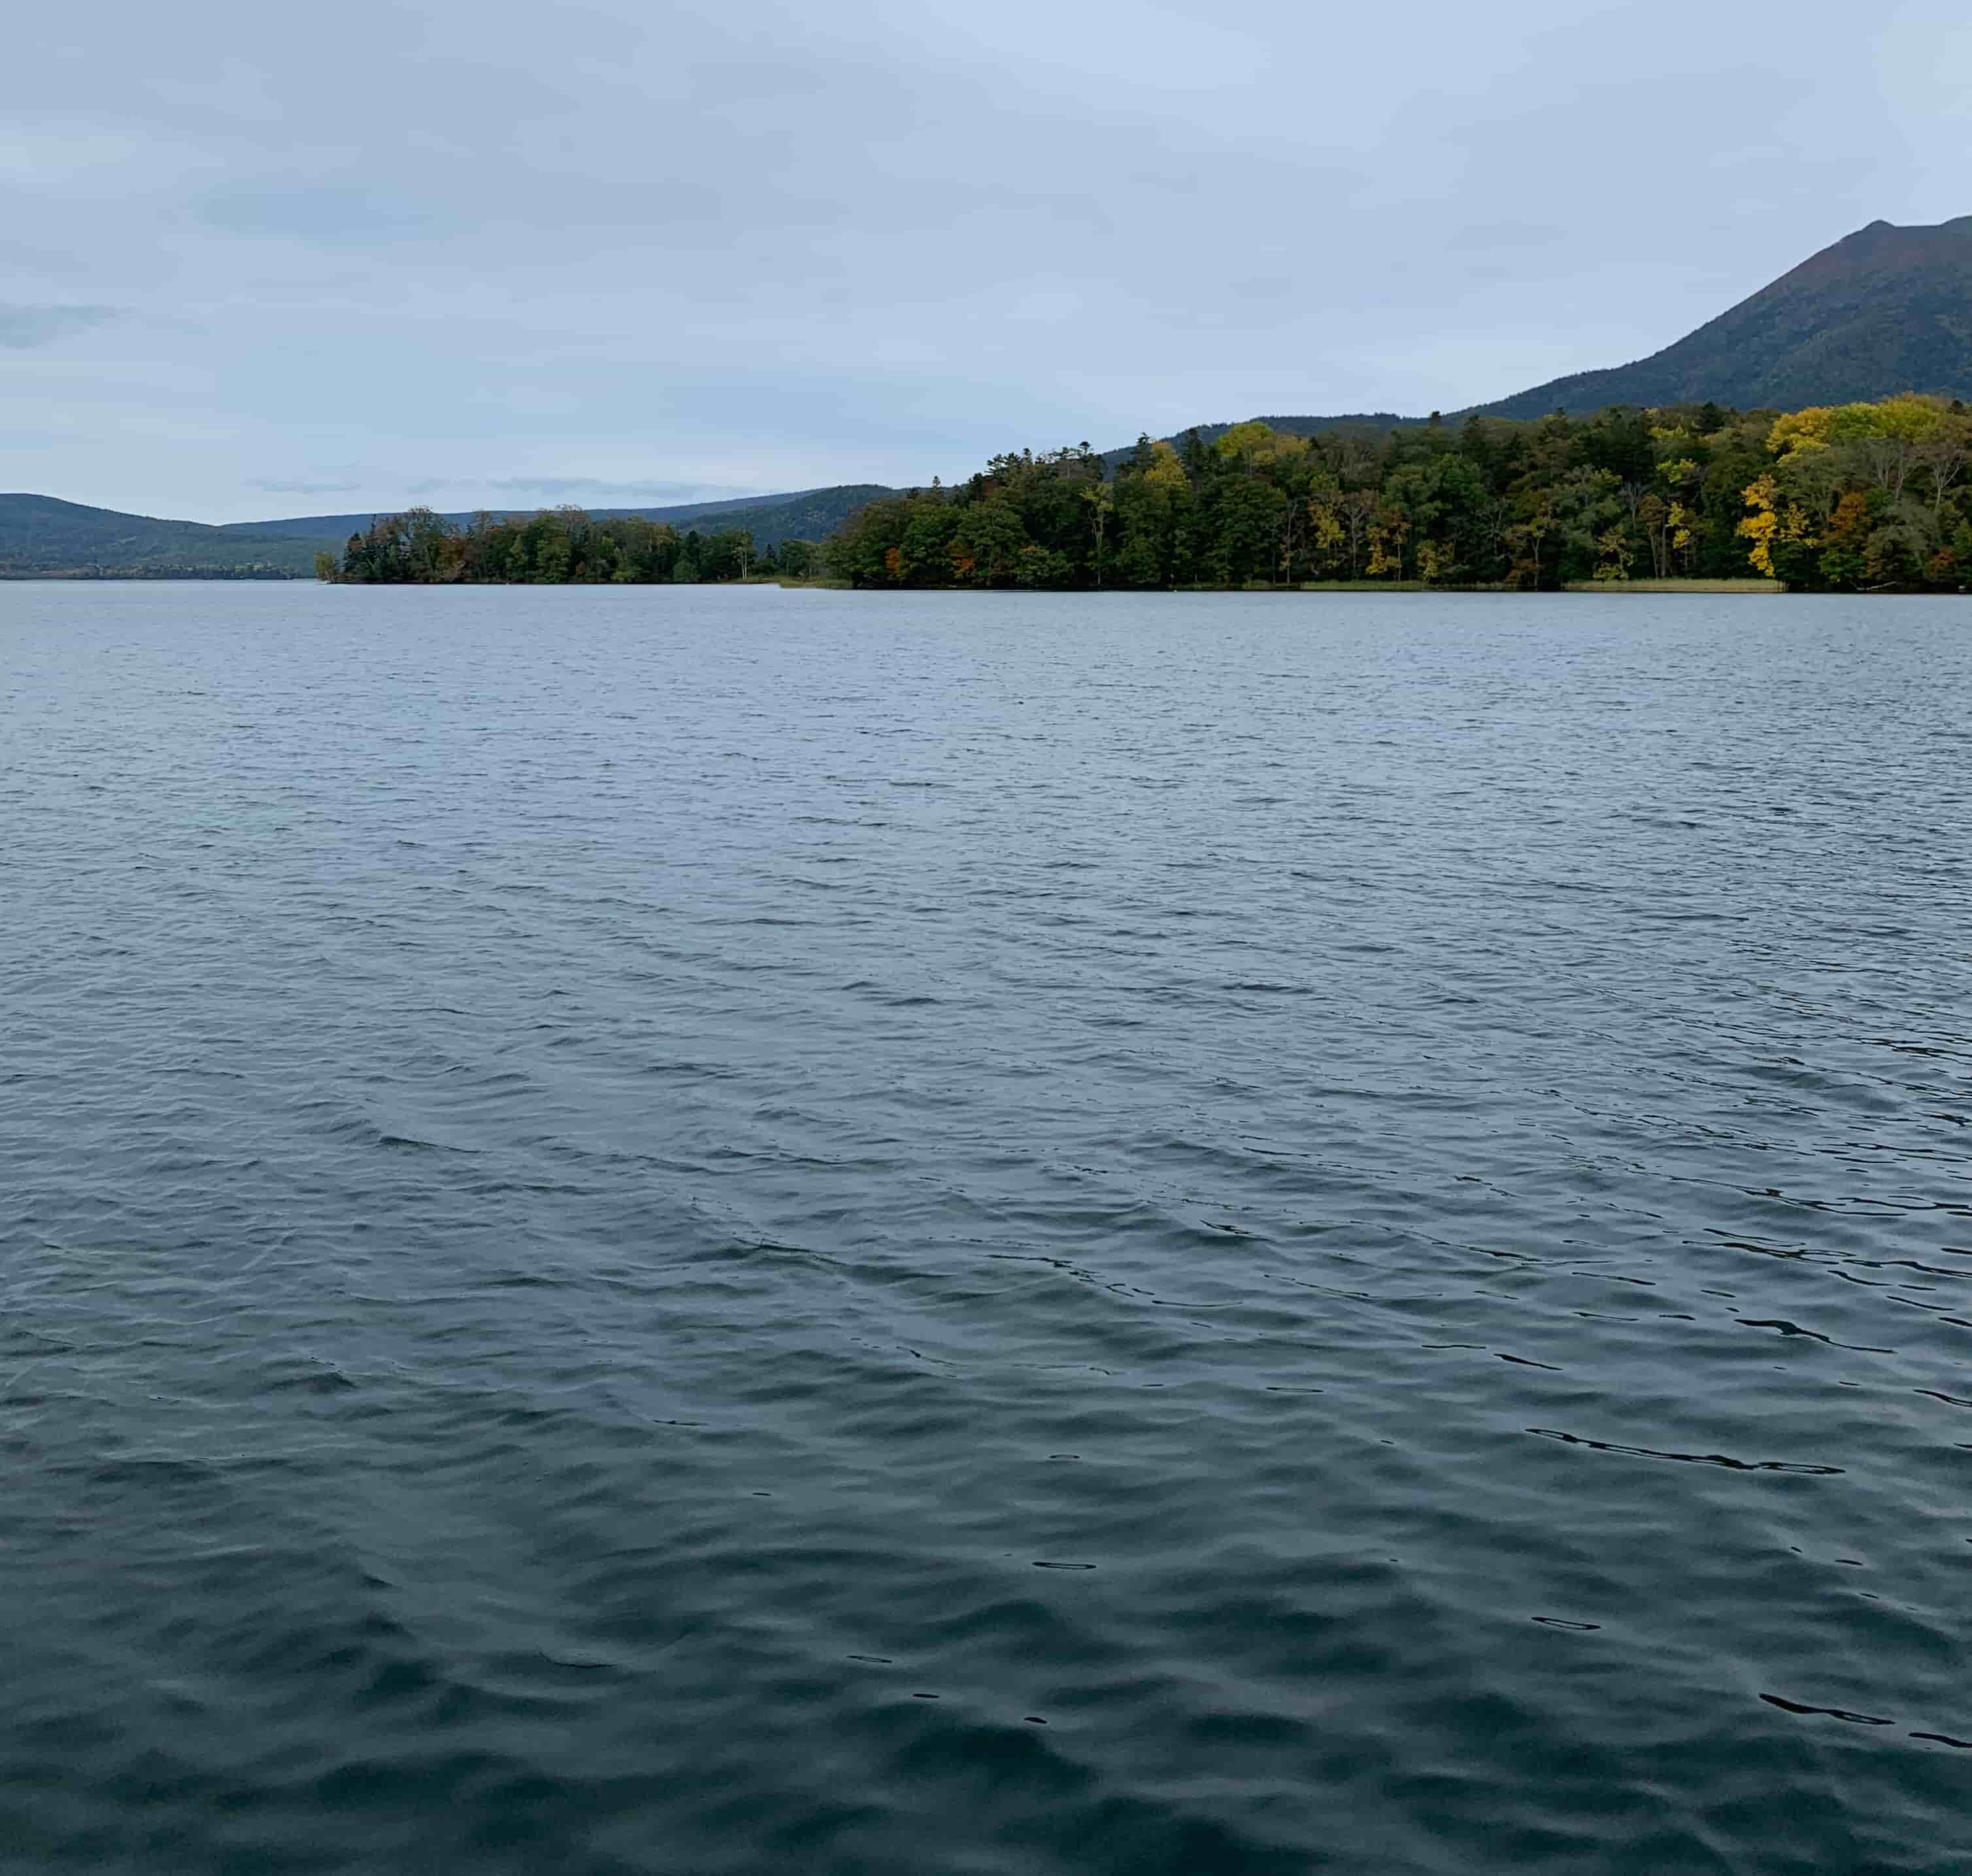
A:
[740,574,1792,595]
[1288,580,1513,593]
[1562,578,1784,594]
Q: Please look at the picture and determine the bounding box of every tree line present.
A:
[825,395,1972,592]
[322,393,1972,592]
[320,507,823,584]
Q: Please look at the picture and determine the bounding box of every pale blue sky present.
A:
[3,0,1967,520]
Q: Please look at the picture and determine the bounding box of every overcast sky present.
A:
[3,1,1967,521]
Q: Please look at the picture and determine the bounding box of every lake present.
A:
[3,581,1969,1874]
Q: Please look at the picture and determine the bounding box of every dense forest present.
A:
[826,395,1972,592]
[322,508,823,584]
[324,393,1972,593]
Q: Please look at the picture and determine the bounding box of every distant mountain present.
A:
[0,494,316,578]
[0,484,897,580]
[1133,218,1972,443]
[683,484,894,548]
[231,484,895,551]
[1470,216,1972,419]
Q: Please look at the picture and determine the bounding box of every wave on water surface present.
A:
[2,582,1970,1874]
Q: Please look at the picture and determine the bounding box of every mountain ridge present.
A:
[224,484,892,548]
[0,486,896,577]
[0,493,318,578]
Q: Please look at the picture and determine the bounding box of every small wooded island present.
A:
[322,394,1972,593]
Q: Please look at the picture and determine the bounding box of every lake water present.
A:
[3,581,1969,1874]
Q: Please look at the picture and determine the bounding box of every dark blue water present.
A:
[4,582,1970,1875]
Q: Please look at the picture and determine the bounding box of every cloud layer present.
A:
[0,304,119,348]
[1,1,1964,520]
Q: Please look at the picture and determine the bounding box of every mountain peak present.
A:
[1465,216,1972,419]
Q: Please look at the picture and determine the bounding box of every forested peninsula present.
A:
[325,394,1972,593]
[320,510,824,586]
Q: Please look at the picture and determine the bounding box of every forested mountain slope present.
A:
[0,494,316,577]
[1469,218,1972,419]
[1151,218,1972,441]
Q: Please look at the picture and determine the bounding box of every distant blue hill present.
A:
[0,484,898,578]
[0,493,316,578]
[229,485,895,552]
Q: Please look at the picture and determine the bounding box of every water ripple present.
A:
[3,583,1971,1873]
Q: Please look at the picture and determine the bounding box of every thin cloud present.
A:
[0,305,120,349]
[247,475,366,495]
[197,182,439,244]
[478,475,761,503]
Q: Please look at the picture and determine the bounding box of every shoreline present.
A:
[18,573,1967,595]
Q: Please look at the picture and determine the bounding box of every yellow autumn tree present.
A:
[1593,526,1633,582]
[1738,476,1780,576]
[1307,489,1346,573]
[1141,440,1188,491]
[1739,471,1819,577]
[1767,407,1834,463]
[1214,422,1312,474]
[1769,395,1960,512]
[1668,501,1699,571]
[1364,509,1409,580]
